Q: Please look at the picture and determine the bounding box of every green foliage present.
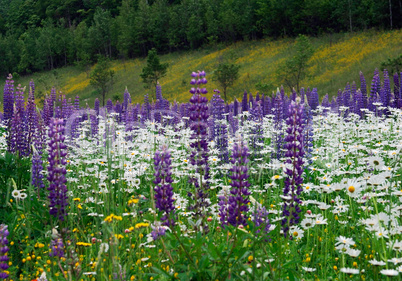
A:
[255,81,274,94]
[213,62,241,102]
[90,55,115,106]
[276,34,314,93]
[140,48,169,89]
[381,54,402,74]
[0,0,400,76]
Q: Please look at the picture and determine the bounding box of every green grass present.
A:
[1,29,401,107]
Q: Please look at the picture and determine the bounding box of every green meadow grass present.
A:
[1,29,401,107]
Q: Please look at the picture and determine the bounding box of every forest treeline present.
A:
[0,0,400,77]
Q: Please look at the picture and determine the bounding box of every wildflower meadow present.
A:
[1,69,402,281]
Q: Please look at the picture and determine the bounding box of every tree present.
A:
[140,48,169,89]
[276,35,314,93]
[213,62,241,103]
[90,55,115,106]
[381,54,402,74]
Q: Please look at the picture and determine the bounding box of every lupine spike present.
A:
[282,101,305,238]
[47,118,68,222]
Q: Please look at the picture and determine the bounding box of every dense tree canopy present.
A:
[0,0,400,76]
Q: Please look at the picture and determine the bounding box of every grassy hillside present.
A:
[1,29,401,107]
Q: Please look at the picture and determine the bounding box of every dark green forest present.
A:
[0,0,400,77]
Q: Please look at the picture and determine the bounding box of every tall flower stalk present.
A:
[187,70,210,230]
[3,74,14,125]
[47,118,68,222]
[154,146,175,226]
[281,101,305,238]
[227,140,251,227]
[0,224,10,279]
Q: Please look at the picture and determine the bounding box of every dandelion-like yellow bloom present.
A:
[128,199,139,205]
[135,222,149,229]
[104,214,123,223]
[76,242,92,247]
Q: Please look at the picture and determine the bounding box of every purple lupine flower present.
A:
[94,98,100,116]
[343,83,351,108]
[321,94,330,114]
[188,71,211,230]
[32,151,45,189]
[106,99,113,113]
[393,72,400,108]
[280,85,285,100]
[42,97,52,126]
[241,90,248,112]
[360,71,368,108]
[50,87,57,105]
[252,205,271,237]
[381,69,391,114]
[369,72,381,112]
[351,81,357,100]
[3,74,14,125]
[355,90,364,118]
[400,72,402,108]
[150,223,167,241]
[0,224,10,279]
[227,140,251,227]
[210,94,229,161]
[49,229,64,258]
[300,88,305,104]
[47,118,68,221]
[142,94,151,122]
[156,83,163,101]
[7,107,27,156]
[263,95,271,115]
[218,187,230,226]
[233,98,239,117]
[291,89,297,101]
[123,88,131,113]
[154,146,175,226]
[282,101,305,238]
[14,84,25,114]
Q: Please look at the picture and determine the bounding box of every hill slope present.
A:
[1,29,401,106]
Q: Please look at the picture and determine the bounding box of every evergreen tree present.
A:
[90,55,115,106]
[213,62,241,103]
[140,48,169,89]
